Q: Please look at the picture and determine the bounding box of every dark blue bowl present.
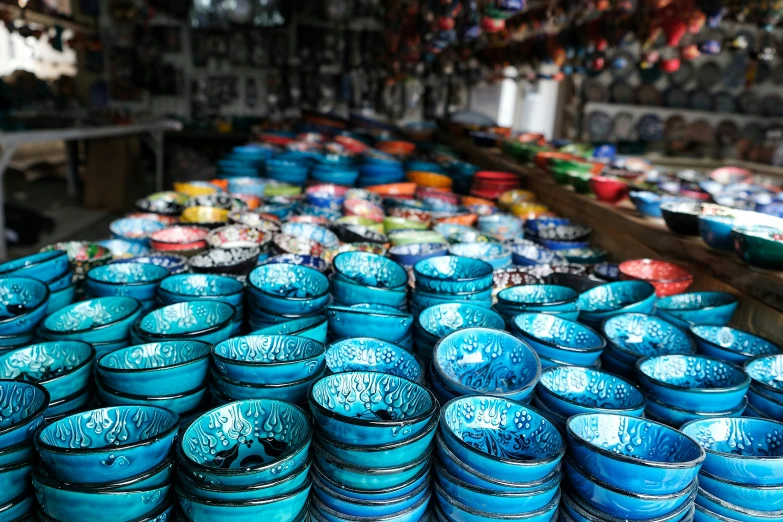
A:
[325,337,424,385]
[0,276,49,335]
[85,263,169,301]
[699,212,740,251]
[434,328,541,402]
[629,191,664,218]
[248,264,330,316]
[0,341,94,401]
[262,254,329,273]
[98,239,150,259]
[389,243,449,267]
[654,292,738,329]
[0,250,69,282]
[434,480,560,522]
[413,256,494,294]
[690,325,782,364]
[602,313,696,369]
[132,301,235,345]
[577,281,657,327]
[695,485,783,522]
[510,243,567,266]
[39,296,142,343]
[537,367,645,418]
[566,413,705,495]
[333,251,407,289]
[417,303,505,345]
[0,380,48,450]
[592,262,620,282]
[326,304,413,343]
[158,273,244,308]
[511,313,605,366]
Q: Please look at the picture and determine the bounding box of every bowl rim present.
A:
[562,483,698,522]
[35,405,179,455]
[39,297,142,336]
[314,413,437,453]
[332,251,408,289]
[699,466,783,491]
[618,259,693,284]
[310,463,430,507]
[326,304,413,322]
[655,291,739,312]
[86,263,169,287]
[412,255,494,285]
[538,366,646,413]
[263,254,329,272]
[601,312,696,360]
[416,302,505,339]
[211,366,325,390]
[324,337,421,379]
[744,354,783,396]
[0,250,67,276]
[310,485,430,522]
[149,225,210,245]
[696,485,783,517]
[158,273,244,298]
[645,393,748,417]
[211,335,325,368]
[433,459,559,499]
[178,455,311,494]
[32,454,174,492]
[692,503,742,522]
[112,254,188,269]
[133,301,236,340]
[689,325,780,358]
[680,417,783,462]
[0,341,95,386]
[566,412,706,470]
[433,480,561,520]
[97,340,212,374]
[497,284,578,308]
[174,477,311,508]
[248,263,330,302]
[97,379,207,401]
[0,276,50,327]
[311,437,433,474]
[187,246,260,269]
[307,370,438,429]
[578,281,657,315]
[40,241,113,263]
[511,313,606,354]
[636,354,751,394]
[310,456,428,497]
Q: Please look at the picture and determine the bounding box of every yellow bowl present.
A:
[174,182,219,197]
[406,171,453,189]
[181,206,229,225]
[510,203,549,219]
[499,190,536,209]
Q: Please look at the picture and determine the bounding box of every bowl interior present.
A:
[333,252,407,289]
[414,256,492,282]
[281,222,339,248]
[604,313,695,358]
[88,263,169,284]
[498,285,577,306]
[577,282,654,313]
[137,301,234,335]
[513,313,603,350]
[0,277,49,318]
[690,326,780,357]
[418,303,504,339]
[42,297,140,333]
[249,264,329,299]
[160,274,243,297]
[0,341,93,381]
[99,341,210,371]
[539,367,644,409]
[213,335,323,364]
[638,355,747,390]
[619,259,691,282]
[680,418,783,458]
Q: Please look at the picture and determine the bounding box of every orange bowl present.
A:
[366,183,417,197]
[378,140,416,156]
[407,171,453,189]
[510,203,549,219]
[499,190,536,209]
[435,213,478,226]
[210,179,229,191]
[533,151,575,169]
[461,196,495,207]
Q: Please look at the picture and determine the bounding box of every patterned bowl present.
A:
[206,224,270,250]
[210,367,325,404]
[39,296,141,343]
[690,325,781,364]
[109,217,166,245]
[643,393,747,428]
[333,252,408,290]
[654,292,739,329]
[477,214,523,240]
[510,243,568,266]
[566,413,704,495]
[576,281,657,327]
[98,239,150,259]
[273,234,326,258]
[330,276,408,308]
[660,201,702,235]
[618,259,693,297]
[40,242,113,279]
[85,263,169,301]
[561,486,696,522]
[535,224,592,243]
[112,254,188,275]
[448,242,512,270]
[324,338,424,385]
[212,335,325,385]
[0,251,68,283]
[96,380,207,416]
[180,206,229,228]
[262,254,329,274]
[0,277,49,335]
[248,264,330,315]
[35,405,179,484]
[326,304,413,343]
[135,191,187,216]
[497,285,579,313]
[281,222,340,249]
[150,226,210,254]
[601,313,696,372]
[416,303,505,346]
[511,313,605,366]
[744,354,783,402]
[132,301,235,345]
[249,315,328,344]
[228,211,282,234]
[0,380,49,449]
[434,328,541,402]
[413,256,494,294]
[158,273,244,308]
[185,193,238,211]
[697,466,783,513]
[592,262,620,282]
[188,247,260,275]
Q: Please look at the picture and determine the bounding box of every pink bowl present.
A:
[150,226,209,252]
[618,258,693,297]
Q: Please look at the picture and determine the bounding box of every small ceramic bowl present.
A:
[327,304,413,343]
[690,325,781,364]
[536,224,593,243]
[158,273,244,308]
[35,405,179,484]
[629,191,664,218]
[434,328,541,402]
[206,224,269,250]
[188,247,260,275]
[333,252,407,290]
[324,337,423,385]
[181,206,230,228]
[732,224,783,270]
[281,222,340,249]
[698,466,783,512]
[566,413,705,495]
[40,241,113,279]
[744,354,783,400]
[0,341,94,401]
[0,380,49,449]
[273,233,326,257]
[132,301,235,345]
[448,242,512,269]
[416,302,505,346]
[308,371,437,446]
[496,285,579,318]
[511,313,605,366]
[577,281,657,327]
[660,201,703,235]
[112,254,188,275]
[537,366,645,418]
[0,276,49,335]
[262,254,328,274]
[249,314,327,343]
[228,211,282,234]
[135,191,187,216]
[0,251,68,282]
[681,417,783,485]
[109,217,166,245]
[85,263,169,301]
[644,393,747,428]
[413,256,494,294]
[333,224,388,245]
[185,193,238,211]
[440,396,564,482]
[602,313,696,371]
[329,276,407,309]
[477,214,523,240]
[210,366,325,403]
[618,259,693,297]
[695,484,783,522]
[698,206,742,251]
[248,263,330,315]
[39,296,141,343]
[561,485,696,522]
[590,176,630,204]
[510,243,567,266]
[654,291,739,329]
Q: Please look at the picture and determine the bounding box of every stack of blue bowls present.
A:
[411,256,494,316]
[95,340,211,421]
[0,251,71,315]
[250,313,328,344]
[0,380,49,520]
[310,156,360,186]
[635,354,750,426]
[247,263,330,331]
[744,354,783,418]
[448,242,513,269]
[510,312,604,368]
[563,413,704,521]
[85,262,169,313]
[326,303,414,350]
[176,399,312,521]
[0,276,50,349]
[653,291,739,330]
[681,417,783,520]
[158,273,245,334]
[307,371,438,522]
[359,152,405,187]
[33,405,180,521]
[576,280,657,328]
[330,251,408,310]
[209,334,326,405]
[131,300,236,346]
[494,284,580,325]
[266,158,309,185]
[434,395,564,522]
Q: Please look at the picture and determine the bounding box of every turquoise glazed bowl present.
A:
[308,371,437,446]
[497,284,579,312]
[601,313,696,371]
[0,439,34,466]
[698,467,783,512]
[433,481,560,522]
[210,367,324,403]
[416,303,504,345]
[326,304,413,342]
[178,399,311,487]
[389,242,449,267]
[85,263,169,300]
[98,239,150,259]
[413,256,494,294]
[46,283,76,314]
[96,340,211,395]
[329,276,408,308]
[654,291,738,329]
[96,380,207,415]
[0,491,35,521]
[537,367,646,418]
[511,313,605,366]
[310,457,429,502]
[644,393,747,427]
[311,490,430,522]
[109,217,166,245]
[35,405,179,484]
[434,328,541,402]
[561,486,697,522]
[681,417,783,485]
[249,315,328,344]
[440,396,565,482]
[636,354,750,411]
[0,276,49,335]
[132,301,235,345]
[325,337,424,385]
[0,250,68,282]
[0,380,49,449]
[263,254,329,273]
[0,460,33,505]
[0,341,94,401]
[281,221,340,248]
[576,281,656,327]
[212,334,325,385]
[690,325,781,364]
[566,413,704,495]
[39,296,142,343]
[746,384,783,419]
[158,273,244,308]
[112,254,188,275]
[745,354,783,401]
[332,251,407,289]
[695,485,783,522]
[248,263,330,315]
[449,242,513,269]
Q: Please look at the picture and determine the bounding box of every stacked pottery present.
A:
[324,337,425,385]
[95,340,211,421]
[563,413,704,521]
[33,405,180,521]
[111,253,189,275]
[434,395,564,522]
[411,256,494,316]
[149,225,210,257]
[307,371,438,522]
[85,262,169,313]
[532,223,592,252]
[326,303,414,350]
[477,214,523,241]
[510,313,605,368]
[98,238,150,259]
[744,354,783,418]
[187,246,261,276]
[209,334,326,405]
[0,380,49,520]
[494,284,580,325]
[330,251,408,309]
[131,301,236,346]
[575,281,657,328]
[250,314,328,344]
[619,259,693,297]
[681,417,783,520]
[448,242,512,269]
[41,242,107,309]
[158,273,245,334]
[0,276,50,349]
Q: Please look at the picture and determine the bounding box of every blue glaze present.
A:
[46,268,74,292]
[415,285,493,302]
[35,405,179,484]
[311,489,430,522]
[412,293,492,312]
[699,214,738,251]
[440,396,564,482]
[112,254,188,274]
[577,281,657,326]
[691,326,782,364]
[0,380,48,449]
[747,385,783,419]
[636,355,750,411]
[511,313,605,366]
[630,191,664,218]
[389,242,449,267]
[0,341,94,401]
[210,368,324,403]
[96,381,207,414]
[325,337,423,384]
[281,222,340,248]
[308,371,437,446]
[45,385,92,417]
[561,485,698,522]
[330,276,408,308]
[0,277,49,335]
[263,254,328,273]
[212,335,325,385]
[654,292,739,328]
[478,214,524,241]
[602,313,696,366]
[538,238,590,251]
[744,355,783,399]
[98,239,150,259]
[592,262,620,282]
[109,217,166,245]
[413,256,494,294]
[85,263,169,300]
[510,243,567,266]
[699,468,783,512]
[248,264,330,315]
[417,303,504,345]
[326,304,413,342]
[434,481,560,522]
[644,394,747,427]
[0,251,69,282]
[0,440,33,466]
[90,338,131,359]
[566,413,705,495]
[333,252,407,289]
[249,315,328,344]
[449,243,512,269]
[434,328,541,401]
[560,247,608,265]
[695,486,783,522]
[537,367,646,418]
[46,284,76,314]
[497,285,578,312]
[132,301,235,345]
[0,492,36,521]
[681,417,783,485]
[0,460,33,504]
[40,296,142,343]
[158,273,244,308]
[311,458,429,501]
[97,340,210,395]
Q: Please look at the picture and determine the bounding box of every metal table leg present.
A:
[0,145,18,261]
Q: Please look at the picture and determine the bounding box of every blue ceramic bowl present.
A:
[592,262,620,282]
[478,214,524,240]
[566,413,704,495]
[0,250,69,282]
[561,485,697,522]
[311,489,429,522]
[98,239,150,259]
[644,393,747,428]
[325,338,424,385]
[449,243,513,269]
[0,341,94,401]
[699,213,740,251]
[330,276,408,308]
[681,417,783,485]
[434,328,541,401]
[46,267,74,292]
[412,295,492,315]
[537,367,646,418]
[416,303,505,345]
[696,485,783,522]
[0,380,49,452]
[96,340,210,395]
[132,301,235,345]
[440,396,564,482]
[630,191,664,218]
[497,285,579,312]
[691,326,782,364]
[747,384,783,419]
[35,405,179,484]
[179,399,311,487]
[0,276,49,335]
[333,251,407,290]
[212,335,325,385]
[636,354,750,411]
[248,264,330,315]
[700,467,783,512]
[413,256,494,294]
[109,217,166,245]
[745,354,783,400]
[389,243,449,267]
[85,263,169,301]
[281,222,340,249]
[0,460,31,506]
[326,304,413,342]
[112,254,188,274]
[434,481,560,522]
[158,273,244,308]
[511,313,605,366]
[564,456,698,520]
[39,296,142,343]
[0,491,35,520]
[46,283,76,314]
[308,371,437,446]
[510,243,567,266]
[96,379,207,415]
[654,292,739,329]
[209,366,324,403]
[577,281,657,327]
[249,314,327,344]
[311,456,429,502]
[602,313,696,369]
[263,254,329,273]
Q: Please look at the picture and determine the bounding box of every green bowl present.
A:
[389,230,447,246]
[731,225,783,270]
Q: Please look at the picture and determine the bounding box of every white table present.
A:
[0,120,183,260]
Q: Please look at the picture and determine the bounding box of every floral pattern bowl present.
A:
[413,256,494,294]
[248,264,330,315]
[333,251,407,290]
[0,341,94,401]
[111,254,188,275]
[158,273,244,308]
[206,224,270,250]
[618,259,693,297]
[576,281,657,327]
[39,296,141,343]
[109,217,166,245]
[690,325,781,364]
[416,302,504,346]
[150,226,210,254]
[0,380,49,449]
[40,242,112,279]
[744,354,783,402]
[0,277,50,335]
[132,300,235,345]
[0,251,69,283]
[325,337,424,385]
[188,246,260,275]
[85,263,169,301]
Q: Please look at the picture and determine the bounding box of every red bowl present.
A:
[618,259,694,297]
[150,225,209,252]
[589,176,630,204]
[475,171,519,183]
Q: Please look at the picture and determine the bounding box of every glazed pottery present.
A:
[0,341,94,401]
[188,247,260,275]
[690,325,781,363]
[660,201,703,235]
[577,281,657,327]
[731,224,783,269]
[0,380,49,449]
[39,297,142,343]
[132,301,235,345]
[325,337,424,384]
[85,263,169,301]
[40,241,112,278]
[413,256,494,294]
[654,292,738,329]
[618,259,693,297]
[332,252,407,289]
[248,264,330,315]
[511,313,604,366]
[0,276,49,335]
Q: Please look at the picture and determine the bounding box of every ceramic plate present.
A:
[688,120,714,144]
[610,81,635,104]
[586,112,614,141]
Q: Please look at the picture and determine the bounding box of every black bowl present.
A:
[536,224,593,242]
[660,201,702,235]
[546,272,604,294]
[188,247,260,275]
[332,224,388,245]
